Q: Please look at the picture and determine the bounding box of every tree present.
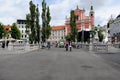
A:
[0,23,5,39]
[11,23,21,39]
[98,29,104,42]
[70,10,78,42]
[65,34,72,41]
[35,4,40,43]
[46,6,51,39]
[26,14,31,30]
[26,1,41,44]
[29,1,36,43]
[41,0,46,42]
[41,0,51,42]
[90,27,98,38]
[90,26,98,43]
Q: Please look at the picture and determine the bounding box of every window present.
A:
[22,35,23,38]
[25,35,27,38]
[91,14,93,16]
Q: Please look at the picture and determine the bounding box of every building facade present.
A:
[65,5,94,35]
[99,25,110,43]
[48,26,65,42]
[16,19,27,40]
[109,14,120,43]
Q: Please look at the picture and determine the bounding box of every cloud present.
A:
[95,5,120,26]
[0,0,119,27]
[0,0,30,25]
[49,0,71,25]
[49,0,115,26]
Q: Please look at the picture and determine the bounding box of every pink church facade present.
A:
[65,5,94,35]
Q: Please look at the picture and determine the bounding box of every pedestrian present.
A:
[2,41,5,48]
[47,41,50,49]
[69,41,72,51]
[65,41,69,51]
[55,41,58,48]
[6,40,9,47]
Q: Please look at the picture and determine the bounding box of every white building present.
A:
[109,14,120,43]
[48,26,65,42]
[16,19,27,41]
[100,25,110,43]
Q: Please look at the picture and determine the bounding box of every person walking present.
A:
[69,41,72,51]
[55,41,58,48]
[47,41,50,50]
[65,41,69,51]
[2,41,5,48]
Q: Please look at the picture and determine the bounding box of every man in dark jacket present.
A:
[65,41,69,51]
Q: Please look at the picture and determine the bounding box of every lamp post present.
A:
[89,33,93,51]
[115,36,117,44]
[81,21,84,43]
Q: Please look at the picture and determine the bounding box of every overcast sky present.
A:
[0,0,120,26]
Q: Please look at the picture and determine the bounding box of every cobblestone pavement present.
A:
[0,48,120,80]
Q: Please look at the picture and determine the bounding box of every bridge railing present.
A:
[13,44,25,50]
[79,43,108,52]
[8,43,39,51]
[92,44,108,52]
[113,43,120,48]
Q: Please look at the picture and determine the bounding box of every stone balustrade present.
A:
[92,44,108,52]
[6,43,40,51]
[79,43,108,52]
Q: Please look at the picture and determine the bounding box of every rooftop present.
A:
[52,26,65,30]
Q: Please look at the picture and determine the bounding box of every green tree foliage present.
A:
[35,4,40,43]
[41,0,51,42]
[29,1,36,43]
[98,29,104,42]
[41,0,46,42]
[11,23,21,39]
[0,23,5,39]
[26,1,40,44]
[65,34,72,41]
[46,7,51,39]
[26,14,31,30]
[90,27,98,38]
[70,10,78,42]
